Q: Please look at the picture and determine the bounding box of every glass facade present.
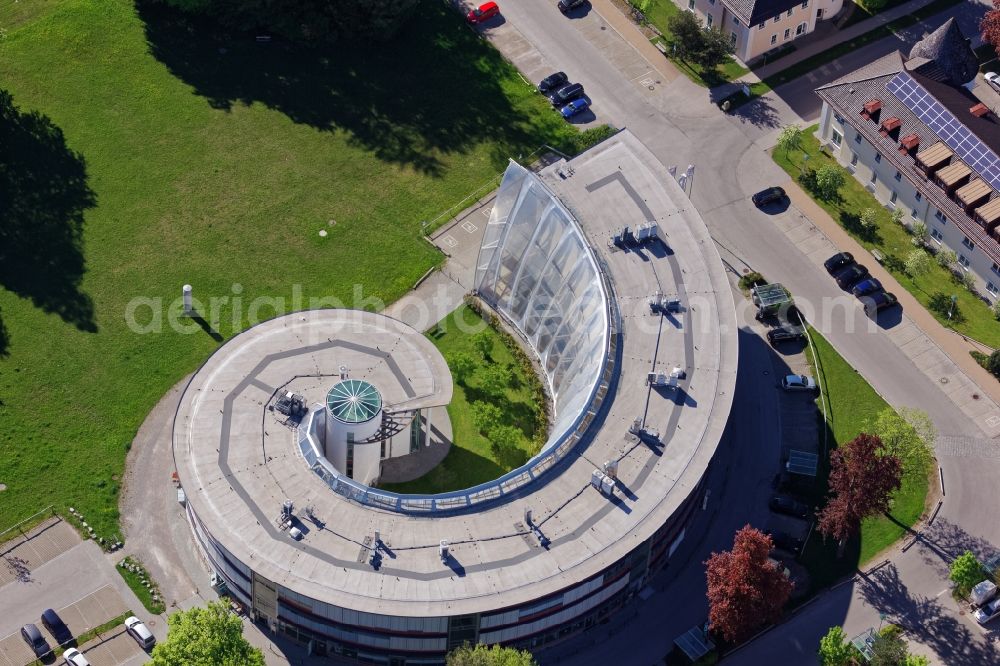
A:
[474,161,610,459]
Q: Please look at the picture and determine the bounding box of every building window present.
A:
[774,15,781,24]
[707,13,713,27]
[784,28,791,40]
[935,210,947,223]
[851,153,859,166]
[992,262,1000,277]
[854,132,862,144]
[874,152,882,164]
[915,191,922,202]
[731,31,738,46]
[988,282,998,297]
[801,0,809,6]
[759,21,766,30]
[890,191,898,204]
[733,16,740,25]
[963,236,975,251]
[787,9,794,17]
[832,129,843,146]
[817,7,823,18]
[959,254,971,269]
[894,170,901,182]
[688,0,695,8]
[771,34,777,44]
[795,22,806,35]
[931,228,944,243]
[870,170,877,184]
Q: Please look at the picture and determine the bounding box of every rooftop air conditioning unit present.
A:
[289,527,303,540]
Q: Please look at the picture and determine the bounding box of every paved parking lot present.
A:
[0,518,80,587]
[0,584,130,666]
[74,627,145,666]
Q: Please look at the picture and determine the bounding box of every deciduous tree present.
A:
[869,407,935,478]
[447,643,537,665]
[666,10,704,63]
[949,550,986,598]
[815,165,845,201]
[904,249,931,277]
[151,601,265,666]
[777,125,804,158]
[472,330,494,360]
[818,626,855,666]
[488,424,528,469]
[817,434,902,554]
[705,525,793,643]
[982,1,1000,58]
[449,352,476,385]
[871,627,907,666]
[471,401,503,435]
[692,28,735,71]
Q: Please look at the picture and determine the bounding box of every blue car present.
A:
[851,277,882,297]
[560,98,589,118]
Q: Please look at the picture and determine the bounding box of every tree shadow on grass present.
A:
[0,90,96,334]
[135,0,545,176]
[859,563,1000,666]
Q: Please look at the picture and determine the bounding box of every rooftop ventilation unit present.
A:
[604,460,619,479]
[282,499,294,518]
[439,540,450,563]
[971,103,990,118]
[591,470,616,496]
[289,526,303,540]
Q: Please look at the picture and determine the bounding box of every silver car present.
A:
[985,71,1000,94]
[124,616,156,650]
[781,374,817,392]
[975,596,1000,625]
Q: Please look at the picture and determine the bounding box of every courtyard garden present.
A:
[0,0,587,538]
[380,304,549,494]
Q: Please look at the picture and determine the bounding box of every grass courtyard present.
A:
[801,329,930,589]
[380,305,547,495]
[0,1,584,538]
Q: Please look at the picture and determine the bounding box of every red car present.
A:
[467,1,500,23]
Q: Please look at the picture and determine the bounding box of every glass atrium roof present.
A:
[326,380,382,424]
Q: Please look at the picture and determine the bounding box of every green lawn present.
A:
[379,305,547,494]
[0,1,582,538]
[801,329,929,588]
[773,129,1000,348]
[635,0,749,86]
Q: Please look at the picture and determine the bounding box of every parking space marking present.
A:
[442,235,458,248]
[631,70,656,83]
[987,415,1000,428]
[480,205,493,217]
[461,220,478,234]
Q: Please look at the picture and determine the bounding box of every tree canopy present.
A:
[949,550,986,598]
[446,644,537,665]
[982,1,1000,58]
[868,407,935,478]
[151,601,265,666]
[705,525,793,643]
[666,11,734,70]
[159,0,421,43]
[817,434,902,551]
[817,626,855,666]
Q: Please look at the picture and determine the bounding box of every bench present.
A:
[871,249,884,264]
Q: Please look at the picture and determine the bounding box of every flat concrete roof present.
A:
[173,130,738,618]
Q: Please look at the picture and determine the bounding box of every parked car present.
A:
[834,263,869,289]
[63,648,91,666]
[986,71,1000,94]
[549,82,584,106]
[41,608,72,645]
[766,529,804,555]
[558,0,587,12]
[560,98,590,118]
[124,616,156,650]
[974,596,1000,625]
[466,1,499,24]
[751,186,786,207]
[824,251,854,274]
[537,71,568,94]
[781,374,817,392]
[769,494,812,519]
[766,326,805,346]
[863,290,899,316]
[20,624,51,658]
[851,277,882,297]
[971,579,998,607]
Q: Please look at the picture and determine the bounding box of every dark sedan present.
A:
[824,251,854,274]
[41,608,72,646]
[863,290,900,316]
[751,186,786,207]
[851,277,882,297]
[834,263,869,289]
[766,529,804,555]
[537,71,568,94]
[769,495,811,519]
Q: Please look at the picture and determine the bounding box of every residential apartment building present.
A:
[815,20,1000,300]
[679,0,843,63]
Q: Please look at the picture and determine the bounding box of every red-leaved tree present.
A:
[817,433,902,555]
[705,525,793,643]
[982,1,1000,58]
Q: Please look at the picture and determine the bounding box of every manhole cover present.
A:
[973,394,980,400]
[939,377,949,384]
[601,26,606,30]
[742,268,750,274]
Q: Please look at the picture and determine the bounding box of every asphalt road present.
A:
[489,1,1000,663]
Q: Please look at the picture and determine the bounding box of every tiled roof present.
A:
[908,18,978,85]
[816,53,1000,265]
[723,0,804,26]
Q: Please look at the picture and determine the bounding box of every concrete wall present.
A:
[819,102,1000,301]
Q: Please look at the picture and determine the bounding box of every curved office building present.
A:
[174,131,738,665]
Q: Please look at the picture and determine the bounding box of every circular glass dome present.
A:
[326,380,382,424]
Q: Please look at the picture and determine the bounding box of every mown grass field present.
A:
[802,329,929,588]
[774,129,1000,348]
[0,1,582,537]
[380,306,546,494]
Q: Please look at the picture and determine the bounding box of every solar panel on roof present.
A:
[890,71,1000,192]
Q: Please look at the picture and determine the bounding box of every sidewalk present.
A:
[589,0,681,83]
[783,180,1000,422]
